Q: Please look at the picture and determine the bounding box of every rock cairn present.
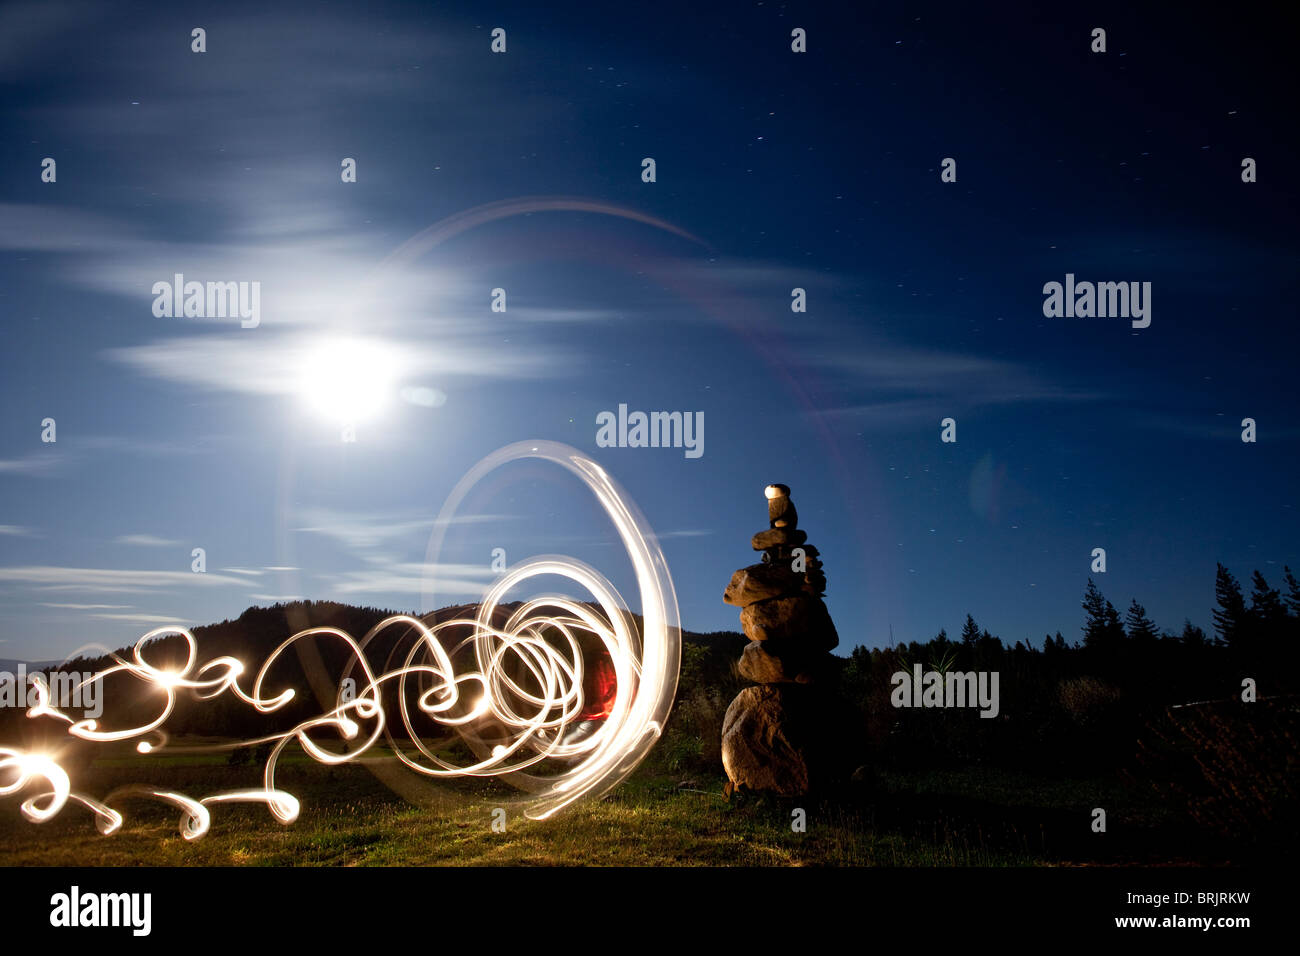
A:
[720,484,839,797]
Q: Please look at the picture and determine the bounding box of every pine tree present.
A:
[960,614,980,646]
[1251,571,1286,623]
[1081,578,1109,647]
[1250,570,1287,652]
[1125,599,1159,642]
[1180,619,1208,647]
[1283,566,1300,617]
[1103,601,1126,642]
[1212,563,1249,646]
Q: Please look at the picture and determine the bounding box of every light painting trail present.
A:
[0,442,681,837]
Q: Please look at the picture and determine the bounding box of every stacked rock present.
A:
[720,484,839,797]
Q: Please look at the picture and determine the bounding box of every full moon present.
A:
[298,338,396,424]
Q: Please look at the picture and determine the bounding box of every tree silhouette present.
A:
[1250,571,1286,629]
[1283,566,1300,618]
[1212,563,1249,647]
[1180,619,1209,648]
[1082,579,1126,649]
[1125,600,1159,642]
[1081,579,1107,646]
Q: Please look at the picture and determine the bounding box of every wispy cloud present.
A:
[81,435,213,458]
[508,307,623,323]
[295,508,516,552]
[115,534,181,547]
[324,561,497,598]
[37,602,133,610]
[0,525,37,537]
[0,1,104,81]
[0,566,248,592]
[0,455,62,476]
[213,567,300,577]
[807,338,1109,428]
[87,612,188,624]
[106,331,563,402]
[1131,412,1300,442]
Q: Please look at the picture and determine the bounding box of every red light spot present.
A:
[580,654,617,721]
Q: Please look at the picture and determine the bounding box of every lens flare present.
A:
[0,442,681,836]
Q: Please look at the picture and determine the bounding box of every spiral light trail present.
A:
[0,442,681,838]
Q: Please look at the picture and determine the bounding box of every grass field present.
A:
[0,736,1238,866]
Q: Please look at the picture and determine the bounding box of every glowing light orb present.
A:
[298,337,395,424]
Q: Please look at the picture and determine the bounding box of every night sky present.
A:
[1,1,1296,662]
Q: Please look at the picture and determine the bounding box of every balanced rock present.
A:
[721,483,844,798]
[751,527,807,551]
[765,483,798,529]
[721,685,813,796]
[737,640,815,684]
[740,594,839,649]
[723,562,804,607]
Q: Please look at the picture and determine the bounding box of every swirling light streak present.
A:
[0,442,680,837]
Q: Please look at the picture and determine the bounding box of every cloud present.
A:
[87,612,188,624]
[0,1,103,80]
[106,331,564,403]
[0,525,36,537]
[0,204,153,254]
[38,603,133,610]
[1131,412,1300,442]
[295,511,436,552]
[816,398,954,427]
[295,508,516,552]
[115,534,181,547]
[323,561,496,598]
[81,436,214,457]
[0,455,62,476]
[0,566,248,593]
[508,307,623,323]
[805,339,1109,428]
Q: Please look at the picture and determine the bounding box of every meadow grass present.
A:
[0,740,1048,866]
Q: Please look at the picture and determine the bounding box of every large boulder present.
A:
[736,640,815,684]
[739,594,839,649]
[721,685,813,796]
[723,562,805,607]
